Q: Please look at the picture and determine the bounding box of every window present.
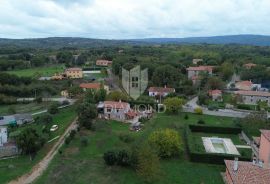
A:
[107,108,111,112]
[132,77,139,88]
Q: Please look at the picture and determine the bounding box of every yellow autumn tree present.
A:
[148,129,183,158]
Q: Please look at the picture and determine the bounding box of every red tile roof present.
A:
[225,160,270,184]
[235,80,253,87]
[186,66,214,72]
[79,83,101,89]
[148,87,175,93]
[104,101,129,109]
[260,130,270,142]
[235,90,270,97]
[208,90,222,96]
[125,110,137,117]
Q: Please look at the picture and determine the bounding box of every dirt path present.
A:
[9,117,78,184]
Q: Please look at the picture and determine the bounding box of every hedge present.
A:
[185,125,251,164]
[189,125,242,134]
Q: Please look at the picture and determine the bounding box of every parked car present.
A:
[50,125,58,132]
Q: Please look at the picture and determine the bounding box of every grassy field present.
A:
[7,65,64,78]
[0,102,53,116]
[34,113,230,184]
[0,107,77,184]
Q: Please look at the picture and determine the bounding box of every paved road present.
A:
[17,97,76,104]
[9,117,78,184]
[31,104,73,116]
[184,96,250,118]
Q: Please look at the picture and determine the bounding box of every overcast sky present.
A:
[0,0,270,39]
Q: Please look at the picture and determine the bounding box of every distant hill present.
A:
[133,35,270,46]
[0,35,270,48]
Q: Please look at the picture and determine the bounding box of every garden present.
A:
[185,124,252,164]
[33,113,236,184]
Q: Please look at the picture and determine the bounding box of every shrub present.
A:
[184,114,189,120]
[117,150,130,166]
[62,100,70,106]
[197,119,205,124]
[69,130,76,139]
[194,107,203,115]
[148,129,183,158]
[65,137,71,145]
[103,151,117,166]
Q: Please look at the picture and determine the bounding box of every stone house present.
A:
[234,90,270,105]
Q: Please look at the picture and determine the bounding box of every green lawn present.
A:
[35,113,229,184]
[7,65,64,78]
[0,102,53,116]
[0,107,77,184]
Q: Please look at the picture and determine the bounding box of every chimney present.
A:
[233,158,238,172]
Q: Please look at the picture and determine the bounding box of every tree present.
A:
[152,65,181,87]
[48,102,59,114]
[117,150,130,166]
[206,77,225,90]
[16,128,45,160]
[94,88,107,102]
[35,114,53,125]
[77,103,97,129]
[194,107,203,115]
[163,97,184,114]
[148,129,182,158]
[136,144,161,183]
[106,91,128,101]
[217,62,234,81]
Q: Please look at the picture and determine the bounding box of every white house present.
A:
[148,87,175,97]
[103,101,131,121]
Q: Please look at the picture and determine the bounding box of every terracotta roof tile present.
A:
[260,130,270,142]
[79,83,101,89]
[225,160,270,184]
[104,101,129,109]
[235,90,270,97]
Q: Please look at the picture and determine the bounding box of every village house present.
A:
[65,67,83,79]
[208,90,222,101]
[79,83,109,92]
[98,101,131,121]
[51,73,65,80]
[224,159,270,184]
[234,90,270,106]
[235,80,253,91]
[186,66,214,79]
[96,60,112,67]
[243,63,257,69]
[224,129,270,183]
[148,86,175,97]
[192,58,203,65]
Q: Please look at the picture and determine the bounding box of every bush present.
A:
[184,114,189,120]
[197,119,205,124]
[103,151,117,166]
[80,137,88,147]
[188,125,242,134]
[65,137,71,145]
[148,129,183,158]
[69,130,76,139]
[194,107,203,115]
[117,150,130,166]
[35,114,53,125]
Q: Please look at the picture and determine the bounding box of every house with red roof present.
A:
[224,159,270,184]
[186,66,214,84]
[65,67,83,79]
[224,129,270,183]
[208,90,222,101]
[148,86,175,97]
[96,60,112,67]
[234,90,270,106]
[235,80,253,91]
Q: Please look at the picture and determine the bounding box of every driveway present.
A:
[9,117,78,184]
